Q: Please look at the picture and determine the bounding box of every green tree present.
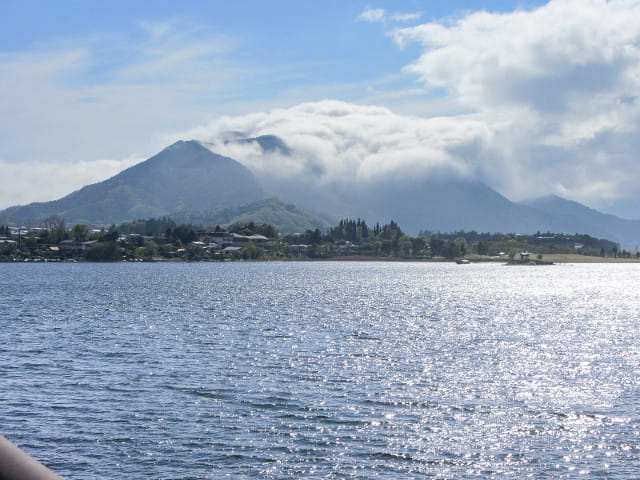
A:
[429,238,445,257]
[411,237,427,255]
[71,224,90,242]
[453,237,468,257]
[140,241,159,260]
[443,241,462,259]
[241,241,263,260]
[86,241,119,261]
[42,216,69,244]
[308,243,327,258]
[188,243,204,260]
[473,240,489,256]
[397,235,413,257]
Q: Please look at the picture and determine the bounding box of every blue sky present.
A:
[2,0,640,218]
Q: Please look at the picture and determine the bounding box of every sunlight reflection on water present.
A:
[1,262,640,478]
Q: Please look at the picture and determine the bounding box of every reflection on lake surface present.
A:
[2,262,640,479]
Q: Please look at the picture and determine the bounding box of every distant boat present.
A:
[456,259,470,264]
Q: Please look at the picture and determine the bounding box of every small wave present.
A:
[165,385,233,400]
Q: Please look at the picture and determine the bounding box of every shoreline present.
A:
[4,254,640,264]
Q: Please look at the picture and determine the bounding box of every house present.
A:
[124,234,155,246]
[59,240,97,255]
[223,246,243,256]
[207,232,233,247]
[246,234,273,248]
[227,233,274,249]
[82,240,98,250]
[0,238,17,250]
[59,240,83,255]
[288,244,309,254]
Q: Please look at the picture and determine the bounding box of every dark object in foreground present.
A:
[0,435,63,480]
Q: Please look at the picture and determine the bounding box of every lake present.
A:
[1,261,640,479]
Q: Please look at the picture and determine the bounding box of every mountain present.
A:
[227,134,292,155]
[170,197,336,234]
[520,195,640,247]
[0,140,266,226]
[261,172,640,245]
[3,137,640,246]
[335,177,551,234]
[259,174,552,234]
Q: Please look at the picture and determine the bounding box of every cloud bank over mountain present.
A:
[172,0,640,218]
[179,101,490,184]
[392,0,640,214]
[2,1,640,219]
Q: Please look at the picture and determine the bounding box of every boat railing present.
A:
[0,434,64,480]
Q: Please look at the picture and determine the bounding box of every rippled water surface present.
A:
[2,262,640,478]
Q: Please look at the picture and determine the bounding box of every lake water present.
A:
[1,261,640,479]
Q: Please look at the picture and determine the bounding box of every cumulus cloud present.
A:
[387,0,640,209]
[4,1,640,218]
[356,7,421,23]
[357,7,386,22]
[173,100,492,183]
[172,0,640,215]
[391,12,422,22]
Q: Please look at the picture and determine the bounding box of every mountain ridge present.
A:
[1,138,639,246]
[519,195,640,247]
[169,197,336,234]
[0,140,266,226]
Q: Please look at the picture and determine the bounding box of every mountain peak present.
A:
[0,140,266,225]
[162,139,207,154]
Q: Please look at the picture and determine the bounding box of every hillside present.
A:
[520,195,640,248]
[2,137,640,246]
[262,169,640,245]
[170,197,336,234]
[0,140,266,226]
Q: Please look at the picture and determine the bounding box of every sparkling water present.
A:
[2,262,639,478]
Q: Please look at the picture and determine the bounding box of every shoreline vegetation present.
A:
[1,217,638,264]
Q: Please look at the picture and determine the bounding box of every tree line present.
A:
[0,215,628,262]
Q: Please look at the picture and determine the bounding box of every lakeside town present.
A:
[0,216,634,263]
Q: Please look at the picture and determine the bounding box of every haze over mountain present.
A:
[2,136,640,247]
[520,196,640,248]
[4,2,640,228]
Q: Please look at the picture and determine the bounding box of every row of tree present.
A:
[0,215,628,262]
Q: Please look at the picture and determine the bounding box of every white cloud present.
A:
[357,7,386,22]
[356,7,422,23]
[387,0,640,207]
[0,20,244,171]
[3,0,640,217]
[171,0,640,212]
[391,12,422,22]
[174,100,492,183]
